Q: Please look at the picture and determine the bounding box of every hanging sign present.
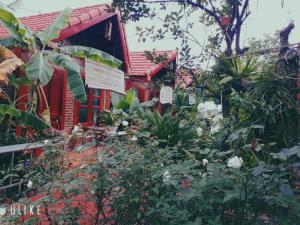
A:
[160,86,173,104]
[188,93,196,105]
[85,59,125,94]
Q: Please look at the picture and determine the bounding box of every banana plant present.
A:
[0,86,51,132]
[0,43,51,132]
[0,7,84,132]
[0,5,34,48]
[0,103,50,131]
[0,6,86,102]
[0,6,123,132]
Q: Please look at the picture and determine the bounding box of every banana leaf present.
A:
[25,52,54,86]
[0,58,24,84]
[0,104,50,131]
[0,104,21,117]
[63,45,122,68]
[0,45,24,84]
[51,54,87,103]
[37,8,72,46]
[0,7,34,46]
[17,111,51,131]
[9,75,32,88]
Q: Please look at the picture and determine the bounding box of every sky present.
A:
[2,0,300,53]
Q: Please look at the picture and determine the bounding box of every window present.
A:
[78,87,102,126]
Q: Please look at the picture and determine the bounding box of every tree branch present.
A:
[186,0,222,27]
[240,0,250,19]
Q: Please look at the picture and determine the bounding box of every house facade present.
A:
[0,4,177,132]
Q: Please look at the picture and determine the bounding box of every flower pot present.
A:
[221,16,230,26]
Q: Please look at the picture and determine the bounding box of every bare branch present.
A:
[240,0,250,19]
[186,0,222,27]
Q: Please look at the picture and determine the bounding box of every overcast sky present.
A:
[2,0,300,53]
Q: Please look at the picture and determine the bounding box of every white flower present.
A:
[227,156,243,168]
[163,170,171,183]
[202,159,208,166]
[27,180,33,189]
[76,146,83,152]
[210,114,223,134]
[117,131,126,136]
[210,123,221,134]
[97,155,103,163]
[72,125,79,134]
[197,127,203,137]
[197,101,222,119]
[131,136,137,141]
[43,139,50,144]
[0,207,6,217]
[213,114,223,122]
[204,101,218,111]
[122,121,129,127]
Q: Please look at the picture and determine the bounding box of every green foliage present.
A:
[0,104,21,118]
[116,89,141,113]
[17,111,51,132]
[0,3,299,225]
[137,109,196,148]
[92,138,300,225]
[63,45,123,68]
[25,52,54,86]
[113,0,252,66]
[0,131,26,146]
[214,56,257,86]
[51,54,87,103]
[0,7,34,47]
[9,75,31,88]
[227,69,299,151]
[0,104,50,131]
[37,8,72,46]
[98,110,122,126]
[173,87,189,109]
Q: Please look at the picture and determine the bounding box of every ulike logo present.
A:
[10,204,41,216]
[0,205,42,218]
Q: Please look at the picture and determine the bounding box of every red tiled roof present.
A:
[0,4,113,37]
[128,50,177,78]
[176,75,193,88]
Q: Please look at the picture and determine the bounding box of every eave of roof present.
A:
[127,50,177,80]
[0,4,132,73]
[0,4,114,39]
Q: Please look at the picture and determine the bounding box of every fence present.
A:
[0,126,107,201]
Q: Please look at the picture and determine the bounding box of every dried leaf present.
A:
[0,45,24,84]
[41,108,51,125]
[0,73,9,85]
[0,45,19,59]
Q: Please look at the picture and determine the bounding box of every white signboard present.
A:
[85,59,125,94]
[189,93,196,105]
[160,86,173,104]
